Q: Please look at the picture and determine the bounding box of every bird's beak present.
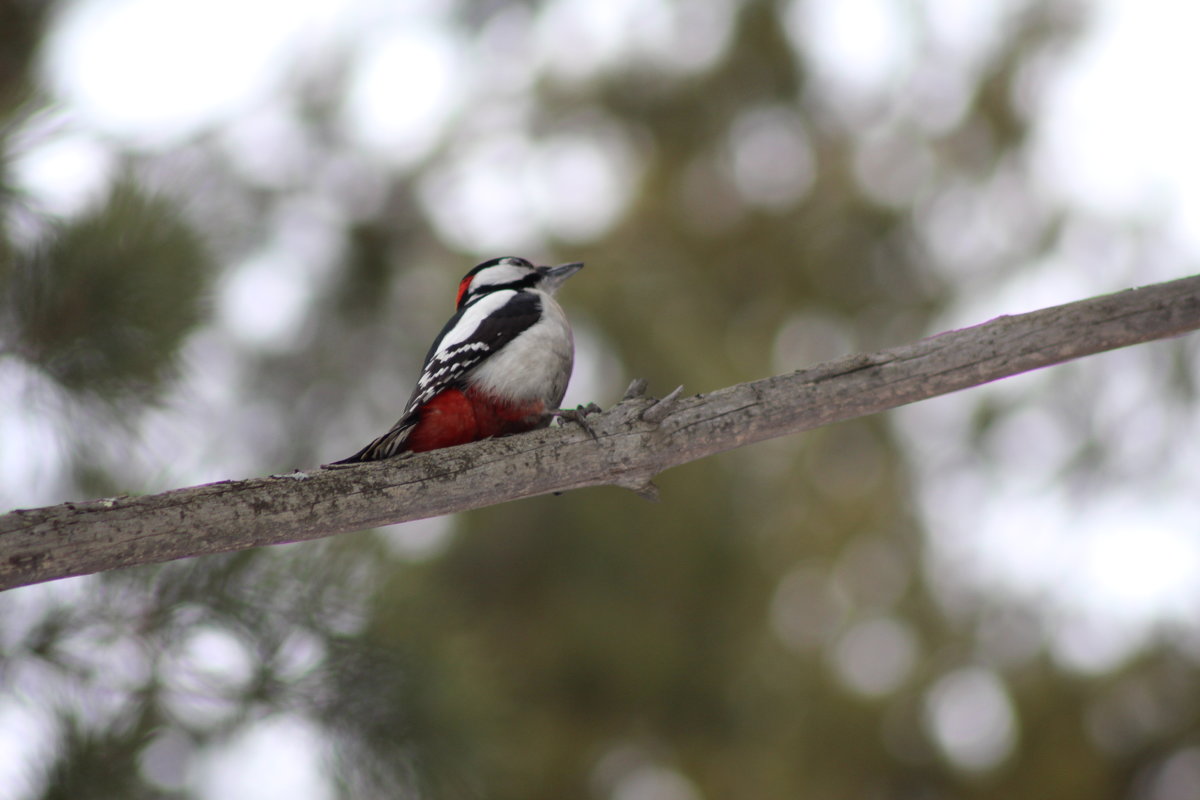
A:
[539,261,584,292]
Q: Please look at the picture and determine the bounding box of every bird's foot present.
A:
[553,402,602,440]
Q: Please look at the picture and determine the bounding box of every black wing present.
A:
[404,290,542,412]
[326,291,541,464]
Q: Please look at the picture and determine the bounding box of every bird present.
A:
[327,256,585,464]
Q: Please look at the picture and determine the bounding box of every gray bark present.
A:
[3,274,1199,590]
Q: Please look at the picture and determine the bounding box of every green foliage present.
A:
[3,181,212,402]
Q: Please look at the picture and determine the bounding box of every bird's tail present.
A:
[323,418,416,466]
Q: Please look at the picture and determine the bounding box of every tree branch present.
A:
[3,275,1199,590]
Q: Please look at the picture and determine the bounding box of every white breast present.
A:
[467,290,575,407]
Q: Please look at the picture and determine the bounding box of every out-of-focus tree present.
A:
[2,1,1198,799]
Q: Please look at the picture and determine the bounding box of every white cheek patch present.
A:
[467,264,527,293]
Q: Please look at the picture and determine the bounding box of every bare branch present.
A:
[3,274,1199,590]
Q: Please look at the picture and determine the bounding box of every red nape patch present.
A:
[455,276,473,309]
[405,388,548,453]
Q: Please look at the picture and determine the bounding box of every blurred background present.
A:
[2,0,1200,798]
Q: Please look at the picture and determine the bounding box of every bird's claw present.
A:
[554,403,602,440]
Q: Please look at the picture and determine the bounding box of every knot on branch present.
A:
[640,385,684,425]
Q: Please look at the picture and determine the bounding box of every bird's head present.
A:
[455,257,584,309]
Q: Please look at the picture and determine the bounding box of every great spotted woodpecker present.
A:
[328,256,584,463]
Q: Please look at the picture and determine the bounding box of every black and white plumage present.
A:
[329,256,583,463]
